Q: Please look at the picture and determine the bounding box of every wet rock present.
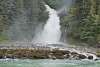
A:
[78,54,87,59]
[0,48,97,60]
[71,52,78,55]
[0,55,3,59]
[62,50,70,54]
[88,55,93,60]
[52,56,56,60]
[94,58,100,61]
[63,54,70,59]
[96,53,100,57]
[69,52,80,60]
[6,54,14,59]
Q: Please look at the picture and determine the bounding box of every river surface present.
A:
[0,59,100,67]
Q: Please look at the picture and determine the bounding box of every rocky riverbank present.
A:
[0,47,100,60]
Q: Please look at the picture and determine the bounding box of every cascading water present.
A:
[32,4,98,60]
[33,5,61,44]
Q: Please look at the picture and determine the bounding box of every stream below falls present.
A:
[0,59,100,67]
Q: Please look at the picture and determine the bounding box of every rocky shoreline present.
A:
[0,47,100,60]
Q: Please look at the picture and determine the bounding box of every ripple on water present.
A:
[0,59,100,67]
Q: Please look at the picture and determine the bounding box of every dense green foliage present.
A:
[0,0,16,41]
[43,0,69,9]
[0,0,49,41]
[0,0,100,45]
[0,0,66,42]
[44,0,61,9]
[0,0,15,31]
[61,0,100,46]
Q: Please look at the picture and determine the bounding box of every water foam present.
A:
[33,5,61,44]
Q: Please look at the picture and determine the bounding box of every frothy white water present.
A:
[33,5,61,44]
[70,49,98,60]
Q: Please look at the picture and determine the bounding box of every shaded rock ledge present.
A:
[0,48,99,60]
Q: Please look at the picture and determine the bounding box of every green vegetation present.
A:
[0,0,100,46]
[0,0,49,42]
[44,0,60,9]
[44,0,66,9]
[61,0,100,46]
[0,0,64,42]
[0,0,14,42]
[0,34,8,42]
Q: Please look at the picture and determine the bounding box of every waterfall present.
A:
[33,5,61,44]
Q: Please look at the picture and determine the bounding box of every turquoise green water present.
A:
[0,59,100,67]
